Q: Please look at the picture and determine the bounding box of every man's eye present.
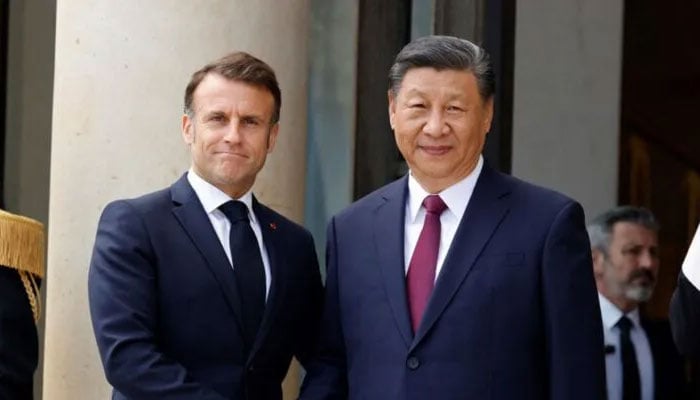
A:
[408,103,425,109]
[447,105,463,112]
[242,118,260,126]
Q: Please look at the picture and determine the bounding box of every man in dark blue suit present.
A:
[88,52,323,399]
[300,35,606,399]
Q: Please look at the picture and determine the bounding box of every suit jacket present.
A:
[671,272,700,357]
[639,318,687,400]
[88,175,323,400]
[300,164,606,400]
[0,266,38,400]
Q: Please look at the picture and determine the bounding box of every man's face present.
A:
[593,222,660,310]
[182,73,278,198]
[388,67,493,193]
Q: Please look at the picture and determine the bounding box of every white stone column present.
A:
[43,1,310,398]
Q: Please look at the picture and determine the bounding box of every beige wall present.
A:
[43,1,310,398]
[512,0,624,219]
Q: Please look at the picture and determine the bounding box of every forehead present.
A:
[193,73,274,113]
[610,221,658,245]
[397,67,480,99]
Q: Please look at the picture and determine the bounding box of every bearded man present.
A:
[588,206,687,400]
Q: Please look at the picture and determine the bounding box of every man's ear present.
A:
[182,113,194,144]
[482,96,494,134]
[388,90,396,130]
[592,248,605,277]
[266,122,280,154]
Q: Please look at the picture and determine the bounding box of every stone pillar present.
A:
[43,1,310,399]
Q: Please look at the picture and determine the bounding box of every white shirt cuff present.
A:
[682,223,700,290]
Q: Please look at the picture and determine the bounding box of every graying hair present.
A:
[388,35,495,101]
[587,206,659,255]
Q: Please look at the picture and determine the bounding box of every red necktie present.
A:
[407,194,447,333]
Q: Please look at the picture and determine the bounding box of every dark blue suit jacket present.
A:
[88,175,323,399]
[301,165,606,399]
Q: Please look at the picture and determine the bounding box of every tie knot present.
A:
[423,195,447,215]
[219,200,249,223]
[616,315,634,333]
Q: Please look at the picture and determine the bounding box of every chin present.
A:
[625,286,654,303]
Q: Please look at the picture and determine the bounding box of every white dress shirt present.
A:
[682,223,700,290]
[187,170,271,298]
[598,293,654,400]
[404,156,483,279]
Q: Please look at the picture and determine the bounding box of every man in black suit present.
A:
[670,223,700,356]
[88,52,323,399]
[588,206,686,400]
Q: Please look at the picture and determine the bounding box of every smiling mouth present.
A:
[216,152,247,158]
[419,145,451,156]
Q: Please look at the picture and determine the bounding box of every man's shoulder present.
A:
[497,171,576,211]
[254,201,313,240]
[105,185,172,212]
[99,180,181,225]
[334,177,406,221]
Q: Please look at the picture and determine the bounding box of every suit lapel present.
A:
[247,198,286,361]
[170,175,245,335]
[411,165,512,348]
[374,177,413,347]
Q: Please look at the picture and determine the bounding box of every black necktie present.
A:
[219,200,266,351]
[617,316,641,400]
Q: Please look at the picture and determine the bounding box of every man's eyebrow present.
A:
[203,110,227,118]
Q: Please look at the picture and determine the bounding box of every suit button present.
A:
[406,356,420,370]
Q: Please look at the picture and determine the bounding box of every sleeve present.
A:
[541,201,607,400]
[670,223,700,356]
[294,230,325,366]
[299,217,348,399]
[87,200,227,400]
[681,224,700,289]
[0,267,37,400]
[670,273,700,356]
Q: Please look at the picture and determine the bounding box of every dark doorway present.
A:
[619,0,700,319]
[619,0,700,394]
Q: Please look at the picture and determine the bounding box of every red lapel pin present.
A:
[269,222,277,230]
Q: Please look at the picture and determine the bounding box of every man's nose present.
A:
[638,250,658,270]
[223,123,242,143]
[422,109,448,136]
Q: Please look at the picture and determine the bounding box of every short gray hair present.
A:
[587,206,659,255]
[388,35,495,101]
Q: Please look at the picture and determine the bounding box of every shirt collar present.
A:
[407,155,483,223]
[187,169,257,224]
[598,292,641,331]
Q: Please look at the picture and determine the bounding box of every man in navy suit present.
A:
[88,52,323,399]
[588,206,686,400]
[300,35,606,399]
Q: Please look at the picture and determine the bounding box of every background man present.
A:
[588,206,686,400]
[88,52,323,399]
[300,35,605,400]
